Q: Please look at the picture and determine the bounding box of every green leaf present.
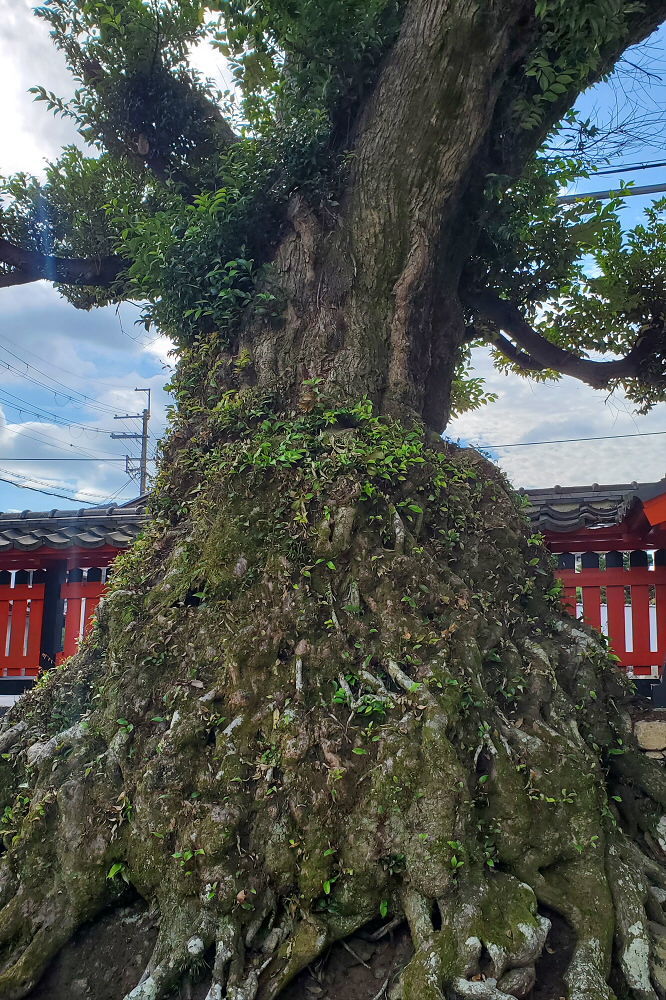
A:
[107,862,125,880]
[379,899,389,918]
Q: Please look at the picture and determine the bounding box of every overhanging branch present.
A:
[469,289,664,389]
[0,238,126,288]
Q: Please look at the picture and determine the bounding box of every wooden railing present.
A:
[0,550,664,684]
[57,568,105,664]
[0,566,109,678]
[0,571,45,678]
[556,548,666,677]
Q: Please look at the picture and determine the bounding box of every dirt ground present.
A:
[28,898,158,1000]
[27,901,576,1000]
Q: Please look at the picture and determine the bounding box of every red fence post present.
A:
[629,550,652,674]
[0,571,44,678]
[57,568,107,663]
[605,551,626,662]
[580,552,602,631]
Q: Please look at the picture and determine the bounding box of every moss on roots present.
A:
[0,399,664,999]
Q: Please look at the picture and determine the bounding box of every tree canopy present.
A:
[1,0,666,421]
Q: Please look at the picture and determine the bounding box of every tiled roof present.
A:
[0,500,147,553]
[523,481,666,533]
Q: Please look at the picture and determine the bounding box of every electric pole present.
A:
[111,388,151,495]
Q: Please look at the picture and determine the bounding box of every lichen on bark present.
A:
[0,389,664,999]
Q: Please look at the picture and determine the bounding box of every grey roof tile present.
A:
[523,481,666,533]
[0,500,147,554]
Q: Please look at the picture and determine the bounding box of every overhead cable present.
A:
[475,429,666,449]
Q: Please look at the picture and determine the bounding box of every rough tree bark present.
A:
[1,2,666,999]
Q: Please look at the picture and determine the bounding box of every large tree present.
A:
[1,2,666,998]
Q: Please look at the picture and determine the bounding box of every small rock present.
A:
[186,935,205,957]
[497,964,536,998]
[347,937,375,962]
[646,750,665,760]
[635,720,666,751]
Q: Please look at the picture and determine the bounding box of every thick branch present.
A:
[488,331,545,374]
[470,289,664,389]
[492,0,666,178]
[0,238,126,288]
[0,270,40,290]
[82,60,238,192]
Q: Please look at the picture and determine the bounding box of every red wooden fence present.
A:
[0,550,664,683]
[57,568,105,664]
[0,571,45,678]
[556,548,666,677]
[0,566,108,677]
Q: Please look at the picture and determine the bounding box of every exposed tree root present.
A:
[0,422,663,999]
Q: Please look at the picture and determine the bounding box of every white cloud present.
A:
[0,0,81,176]
[143,335,176,369]
[450,348,666,488]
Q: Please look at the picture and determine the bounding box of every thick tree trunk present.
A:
[0,394,665,1000]
[238,0,539,432]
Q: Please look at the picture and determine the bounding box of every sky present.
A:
[0,1,665,512]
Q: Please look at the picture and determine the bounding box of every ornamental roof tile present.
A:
[0,500,147,553]
[523,481,666,533]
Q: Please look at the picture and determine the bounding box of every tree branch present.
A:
[469,289,665,389]
[0,270,40,290]
[82,59,238,193]
[0,238,126,288]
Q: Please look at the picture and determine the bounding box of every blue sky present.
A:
[0,1,665,511]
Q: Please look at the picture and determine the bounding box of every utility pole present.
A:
[111,388,151,495]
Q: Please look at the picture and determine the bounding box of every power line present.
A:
[0,333,145,391]
[3,419,122,460]
[477,429,666,449]
[557,181,666,204]
[0,477,102,505]
[0,467,115,506]
[101,478,136,505]
[0,457,137,461]
[0,465,110,496]
[0,388,114,434]
[0,349,121,416]
[591,159,666,176]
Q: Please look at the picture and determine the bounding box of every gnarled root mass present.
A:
[0,399,664,1000]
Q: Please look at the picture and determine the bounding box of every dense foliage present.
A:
[1,0,665,412]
